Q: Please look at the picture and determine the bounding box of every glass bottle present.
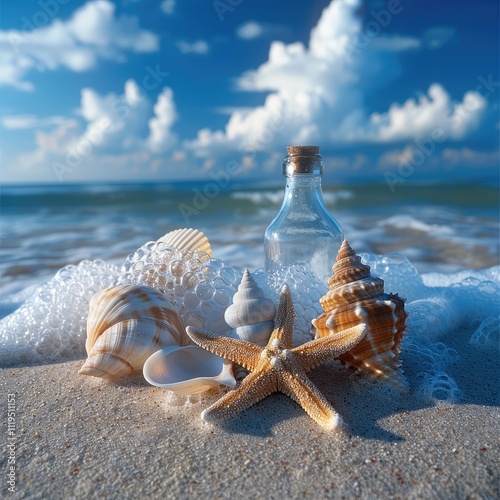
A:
[264,146,344,283]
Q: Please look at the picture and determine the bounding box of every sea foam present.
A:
[0,244,498,405]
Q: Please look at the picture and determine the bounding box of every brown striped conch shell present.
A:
[79,284,189,380]
[312,240,408,390]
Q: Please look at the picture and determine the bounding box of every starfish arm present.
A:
[293,324,367,372]
[269,285,296,348]
[278,367,344,431]
[186,326,263,371]
[202,367,278,423]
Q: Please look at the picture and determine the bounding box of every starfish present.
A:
[186,284,367,430]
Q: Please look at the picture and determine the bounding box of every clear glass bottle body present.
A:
[264,147,344,283]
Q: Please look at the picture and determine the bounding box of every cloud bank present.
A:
[0,0,158,91]
[13,81,178,182]
[187,0,486,159]
[0,0,492,183]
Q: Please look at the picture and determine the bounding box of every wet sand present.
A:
[1,358,498,499]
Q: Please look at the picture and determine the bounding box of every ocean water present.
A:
[1,180,498,297]
[0,180,499,404]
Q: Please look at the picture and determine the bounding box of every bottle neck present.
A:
[283,151,323,176]
[282,173,325,209]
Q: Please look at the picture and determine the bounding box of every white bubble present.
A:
[0,260,119,366]
[184,292,201,310]
[220,266,238,285]
[213,289,230,307]
[469,314,500,351]
[170,260,187,278]
[196,283,214,301]
[166,391,187,407]
[416,370,463,402]
[201,266,218,282]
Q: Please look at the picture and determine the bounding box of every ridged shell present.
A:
[143,345,236,395]
[158,228,212,256]
[312,240,408,390]
[79,284,189,380]
[224,269,276,345]
[137,228,212,292]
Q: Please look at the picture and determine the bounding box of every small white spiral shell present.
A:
[224,269,276,345]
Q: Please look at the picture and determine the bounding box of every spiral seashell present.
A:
[79,284,189,380]
[312,240,408,390]
[224,269,276,345]
[143,345,236,395]
[158,228,212,256]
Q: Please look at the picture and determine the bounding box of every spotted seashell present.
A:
[312,240,408,390]
[224,269,276,345]
[79,284,189,380]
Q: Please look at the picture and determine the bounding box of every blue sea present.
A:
[1,180,498,299]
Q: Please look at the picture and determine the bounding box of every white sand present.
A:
[1,357,498,499]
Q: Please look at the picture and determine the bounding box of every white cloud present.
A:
[1,115,69,130]
[34,119,80,153]
[423,27,455,50]
[3,80,178,182]
[75,79,153,153]
[367,84,487,142]
[161,0,175,14]
[377,147,410,168]
[2,0,492,184]
[187,0,366,155]
[186,0,368,155]
[176,40,209,54]
[0,0,159,91]
[147,87,178,153]
[441,147,500,168]
[378,145,499,172]
[371,35,421,51]
[68,1,157,51]
[236,21,264,40]
[187,0,487,161]
[75,80,178,154]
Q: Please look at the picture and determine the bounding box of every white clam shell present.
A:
[143,345,236,395]
[224,269,276,346]
[79,284,189,380]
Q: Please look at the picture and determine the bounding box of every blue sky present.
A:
[0,0,498,185]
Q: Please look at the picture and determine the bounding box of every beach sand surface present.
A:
[1,357,498,499]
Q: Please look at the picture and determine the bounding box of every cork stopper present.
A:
[286,146,320,156]
[284,145,323,175]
